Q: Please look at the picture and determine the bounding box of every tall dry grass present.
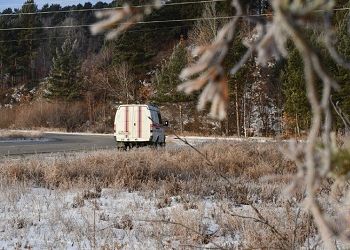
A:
[0,142,296,202]
[0,130,43,139]
[0,108,15,128]
[0,101,113,132]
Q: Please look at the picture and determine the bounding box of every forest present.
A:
[0,0,349,136]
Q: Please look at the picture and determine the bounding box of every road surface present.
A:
[0,131,279,156]
[0,133,116,156]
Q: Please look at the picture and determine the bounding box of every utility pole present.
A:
[179,104,183,134]
[235,83,241,137]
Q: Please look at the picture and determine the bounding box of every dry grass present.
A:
[0,101,113,132]
[0,142,296,201]
[0,130,43,140]
[0,142,324,249]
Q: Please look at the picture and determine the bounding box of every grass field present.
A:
[0,141,325,249]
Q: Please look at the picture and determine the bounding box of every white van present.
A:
[114,104,168,149]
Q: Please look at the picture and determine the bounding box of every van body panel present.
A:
[114,104,165,145]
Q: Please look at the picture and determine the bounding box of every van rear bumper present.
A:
[115,138,151,142]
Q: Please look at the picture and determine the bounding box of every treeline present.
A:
[0,0,349,136]
[0,0,106,88]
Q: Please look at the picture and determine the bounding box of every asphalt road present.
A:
[0,133,116,156]
[0,131,278,156]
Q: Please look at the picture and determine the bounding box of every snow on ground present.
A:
[0,186,241,249]
[168,135,286,148]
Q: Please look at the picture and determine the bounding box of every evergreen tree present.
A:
[46,38,81,100]
[112,0,203,75]
[281,46,311,134]
[16,0,42,85]
[331,6,350,123]
[153,39,191,102]
[280,6,350,134]
[0,8,15,86]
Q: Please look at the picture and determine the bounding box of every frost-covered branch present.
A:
[91,0,162,40]
[91,0,350,247]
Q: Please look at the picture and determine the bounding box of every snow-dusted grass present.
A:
[0,142,320,249]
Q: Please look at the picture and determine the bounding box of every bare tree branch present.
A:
[222,204,290,248]
[330,95,350,134]
[138,219,226,250]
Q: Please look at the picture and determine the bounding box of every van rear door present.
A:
[116,105,150,142]
[131,105,146,141]
[115,106,131,140]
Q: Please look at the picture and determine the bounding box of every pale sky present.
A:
[0,0,110,10]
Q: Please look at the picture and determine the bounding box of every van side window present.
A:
[157,113,163,124]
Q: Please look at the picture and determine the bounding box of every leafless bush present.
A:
[82,48,137,104]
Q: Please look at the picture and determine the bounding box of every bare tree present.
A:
[189,2,220,47]
[112,62,136,104]
[82,48,136,104]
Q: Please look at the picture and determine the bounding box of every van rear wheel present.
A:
[116,142,126,151]
[152,142,165,148]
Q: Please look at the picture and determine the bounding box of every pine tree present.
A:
[16,0,42,85]
[281,47,311,134]
[153,39,191,102]
[0,8,14,86]
[46,38,82,100]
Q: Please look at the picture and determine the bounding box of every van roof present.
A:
[117,104,159,110]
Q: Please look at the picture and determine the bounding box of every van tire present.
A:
[116,142,126,151]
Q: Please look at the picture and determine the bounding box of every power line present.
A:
[0,0,226,17]
[0,24,90,31]
[0,6,349,32]
[0,35,88,43]
[0,15,260,32]
[0,24,194,43]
